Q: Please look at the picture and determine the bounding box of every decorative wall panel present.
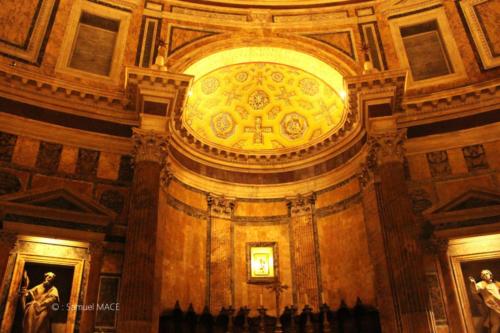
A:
[425,272,448,326]
[303,31,356,60]
[0,0,59,64]
[69,13,119,76]
[426,150,451,177]
[36,141,63,173]
[462,144,489,171]
[136,17,161,68]
[95,275,120,329]
[400,21,452,81]
[459,0,500,69]
[359,23,386,71]
[168,26,219,55]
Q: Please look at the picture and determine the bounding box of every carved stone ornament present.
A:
[367,130,407,166]
[208,194,235,219]
[423,236,449,255]
[160,163,173,188]
[132,128,169,164]
[287,194,316,217]
[357,162,374,189]
[0,230,17,250]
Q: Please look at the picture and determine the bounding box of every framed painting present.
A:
[246,242,278,284]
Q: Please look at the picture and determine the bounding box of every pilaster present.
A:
[287,194,321,310]
[207,194,235,311]
[79,241,105,333]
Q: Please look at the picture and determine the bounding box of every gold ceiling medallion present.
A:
[235,71,248,82]
[248,90,270,110]
[271,71,284,82]
[299,78,319,96]
[281,113,308,140]
[201,77,220,94]
[211,112,236,138]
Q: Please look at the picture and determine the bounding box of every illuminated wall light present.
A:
[340,90,347,100]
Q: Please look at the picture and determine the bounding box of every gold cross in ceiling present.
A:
[314,100,336,125]
[244,117,273,144]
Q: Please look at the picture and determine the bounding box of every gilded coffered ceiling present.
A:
[183,62,345,152]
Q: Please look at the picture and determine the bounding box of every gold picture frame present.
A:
[247,242,278,284]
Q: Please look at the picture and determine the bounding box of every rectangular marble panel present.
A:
[95,275,120,328]
[36,141,63,173]
[0,0,39,46]
[401,21,452,81]
[474,0,500,56]
[69,13,119,76]
[76,148,99,178]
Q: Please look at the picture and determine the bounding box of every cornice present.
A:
[404,122,500,156]
[0,64,137,124]
[398,79,500,126]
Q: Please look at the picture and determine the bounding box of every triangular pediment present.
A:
[427,188,500,214]
[0,187,115,217]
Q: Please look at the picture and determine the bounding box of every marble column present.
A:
[288,194,321,310]
[367,130,435,333]
[359,172,399,332]
[0,230,17,283]
[117,128,168,333]
[79,241,105,333]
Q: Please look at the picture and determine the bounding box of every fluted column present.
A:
[368,130,434,333]
[79,241,105,333]
[0,230,17,282]
[359,169,399,332]
[117,128,168,333]
[288,194,321,310]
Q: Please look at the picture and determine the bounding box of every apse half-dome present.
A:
[181,47,348,155]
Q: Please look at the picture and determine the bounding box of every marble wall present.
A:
[159,176,375,314]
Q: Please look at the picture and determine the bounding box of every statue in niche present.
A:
[19,271,60,333]
[469,269,500,332]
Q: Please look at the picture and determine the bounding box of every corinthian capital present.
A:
[287,193,315,217]
[208,194,235,219]
[368,129,406,166]
[132,128,169,164]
